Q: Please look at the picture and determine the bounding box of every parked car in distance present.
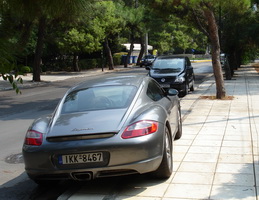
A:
[22,74,182,185]
[146,55,195,97]
[140,54,156,67]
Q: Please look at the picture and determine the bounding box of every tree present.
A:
[3,0,93,81]
[220,1,258,76]
[142,0,224,98]
[93,1,124,70]
[119,1,145,68]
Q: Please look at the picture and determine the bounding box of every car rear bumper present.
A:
[26,155,162,181]
[23,128,165,181]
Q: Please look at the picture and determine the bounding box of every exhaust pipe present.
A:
[72,172,92,181]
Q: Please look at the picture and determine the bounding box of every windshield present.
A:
[152,58,185,72]
[61,85,136,113]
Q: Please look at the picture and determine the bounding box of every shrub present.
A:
[21,66,31,73]
[113,54,121,65]
[79,59,98,70]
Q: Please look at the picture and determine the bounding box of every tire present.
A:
[152,126,173,179]
[180,83,188,97]
[190,79,194,92]
[174,108,182,140]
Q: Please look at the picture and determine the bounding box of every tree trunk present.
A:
[73,54,79,72]
[137,37,144,65]
[204,8,226,99]
[33,17,46,82]
[104,37,114,70]
[124,32,134,68]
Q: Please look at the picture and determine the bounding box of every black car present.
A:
[140,55,156,67]
[146,55,195,97]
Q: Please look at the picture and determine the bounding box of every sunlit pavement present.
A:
[60,65,259,200]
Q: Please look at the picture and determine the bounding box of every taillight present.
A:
[121,120,158,139]
[24,130,43,146]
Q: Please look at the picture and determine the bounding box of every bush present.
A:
[113,52,127,65]
[113,54,121,65]
[20,66,31,73]
[79,59,98,70]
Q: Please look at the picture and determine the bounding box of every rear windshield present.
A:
[61,85,137,113]
[152,58,184,72]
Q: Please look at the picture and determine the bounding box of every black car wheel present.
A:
[190,79,194,92]
[152,126,172,179]
[180,83,188,97]
[175,108,182,140]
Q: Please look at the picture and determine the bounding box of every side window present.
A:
[147,80,165,101]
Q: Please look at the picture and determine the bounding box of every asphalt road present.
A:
[0,62,213,200]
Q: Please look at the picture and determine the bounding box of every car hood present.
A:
[149,68,183,77]
[47,109,127,137]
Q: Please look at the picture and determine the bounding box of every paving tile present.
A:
[174,139,193,146]
[216,163,254,174]
[218,154,253,163]
[192,140,222,147]
[164,184,211,199]
[220,147,252,155]
[180,134,197,140]
[188,146,221,154]
[224,135,251,141]
[195,134,224,141]
[210,185,256,200]
[183,153,218,163]
[213,173,255,186]
[173,145,190,153]
[173,153,186,162]
[177,162,216,173]
[172,172,214,185]
[172,162,181,172]
[118,182,169,197]
[222,140,252,147]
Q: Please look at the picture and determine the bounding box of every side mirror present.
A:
[187,65,193,70]
[167,89,179,96]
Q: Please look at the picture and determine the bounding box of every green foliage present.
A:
[113,54,122,65]
[20,66,31,73]
[79,59,102,70]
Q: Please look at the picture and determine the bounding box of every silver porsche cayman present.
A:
[22,74,182,185]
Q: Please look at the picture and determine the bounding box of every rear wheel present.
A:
[152,126,173,179]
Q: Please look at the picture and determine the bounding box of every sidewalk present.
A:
[60,64,259,200]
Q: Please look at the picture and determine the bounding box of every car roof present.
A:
[70,74,148,91]
[156,55,188,60]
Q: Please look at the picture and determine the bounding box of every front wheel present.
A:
[190,79,195,92]
[180,83,188,97]
[152,126,173,179]
[175,108,182,140]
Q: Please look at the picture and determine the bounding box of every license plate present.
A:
[160,84,170,88]
[59,152,103,165]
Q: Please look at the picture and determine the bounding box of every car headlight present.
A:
[175,76,185,83]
